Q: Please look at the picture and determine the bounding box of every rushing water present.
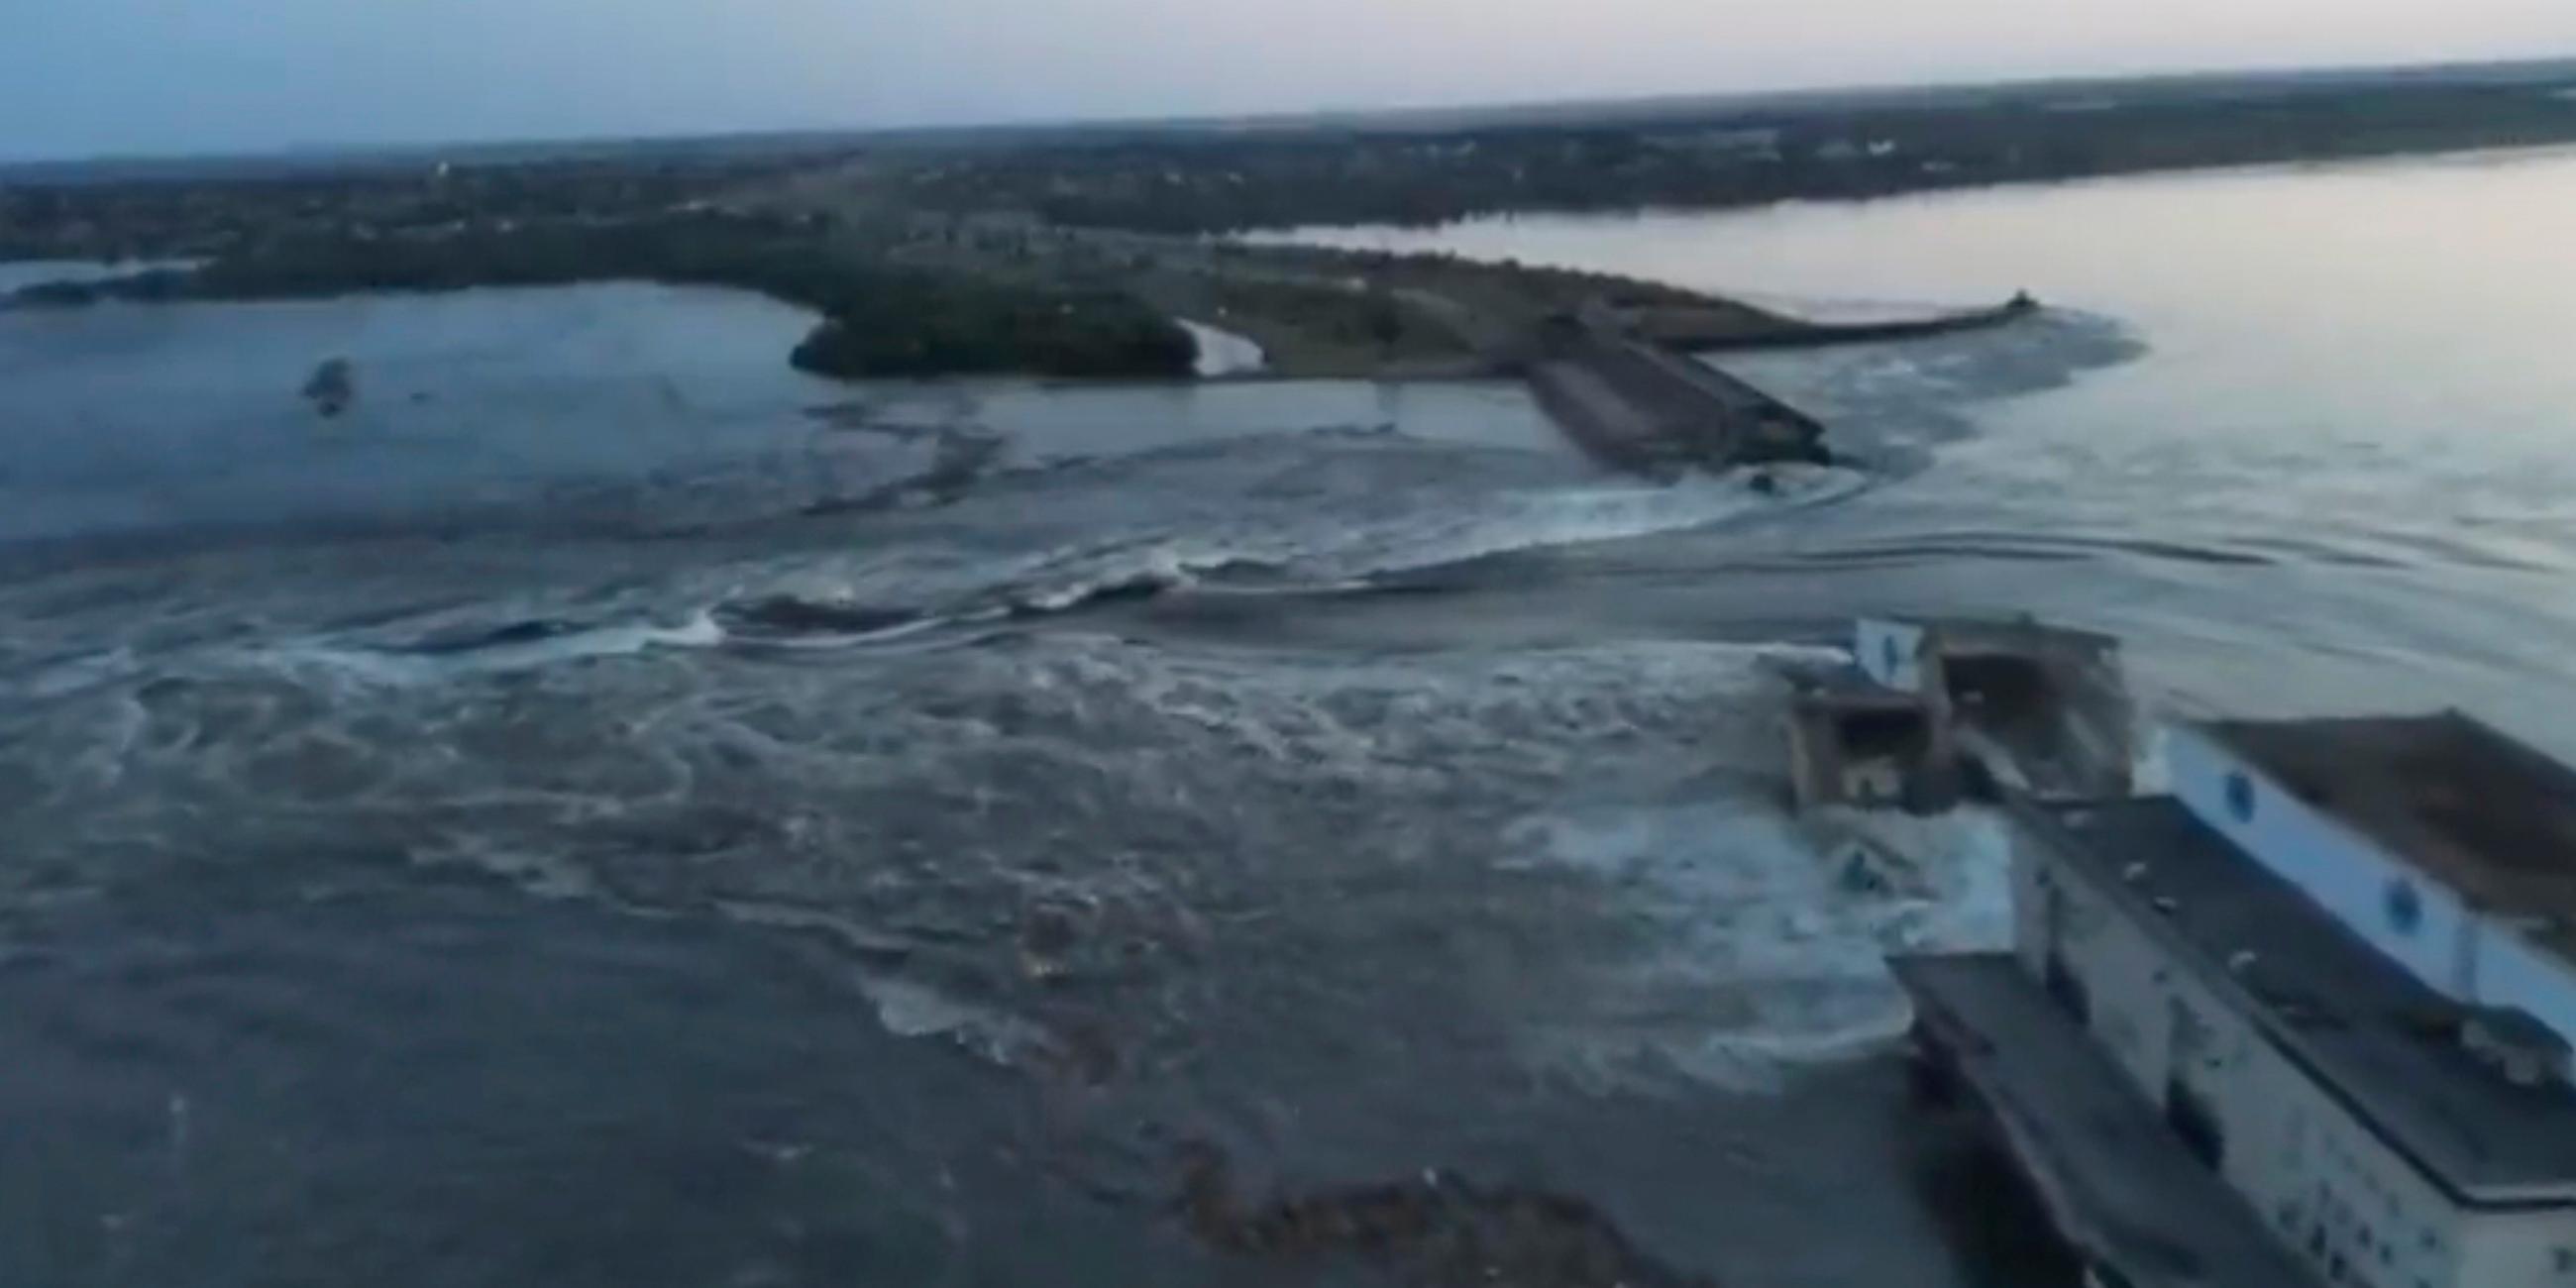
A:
[9,147,2576,1288]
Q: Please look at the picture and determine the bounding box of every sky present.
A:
[10,0,2576,160]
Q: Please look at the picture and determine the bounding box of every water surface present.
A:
[17,148,2576,1288]
[1264,148,2576,730]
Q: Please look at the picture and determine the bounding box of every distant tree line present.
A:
[8,213,1197,380]
[0,147,838,263]
[880,82,2576,234]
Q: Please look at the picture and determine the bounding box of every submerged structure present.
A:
[1897,707,2576,1288]
[1781,616,2138,812]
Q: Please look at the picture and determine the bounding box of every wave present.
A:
[403,617,593,655]
[1732,524,2508,575]
[701,551,1287,645]
[1747,530,2268,570]
[713,595,928,640]
[1302,468,1856,579]
[194,447,1867,681]
[252,610,725,684]
[705,466,1861,646]
[1507,799,2012,1094]
[11,645,145,701]
[969,463,1870,615]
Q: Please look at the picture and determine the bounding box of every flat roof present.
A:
[2017,796,2576,1203]
[1894,954,2326,1288]
[2198,713,2576,936]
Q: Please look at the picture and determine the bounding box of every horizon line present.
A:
[6,49,2574,172]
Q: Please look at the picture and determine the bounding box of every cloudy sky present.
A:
[10,0,2576,160]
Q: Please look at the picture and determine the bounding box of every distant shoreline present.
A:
[1,215,1203,383]
[819,61,2576,236]
[8,54,2576,184]
[18,58,2573,383]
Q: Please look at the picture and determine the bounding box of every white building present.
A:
[2006,712,2576,1288]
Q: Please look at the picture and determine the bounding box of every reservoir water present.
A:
[1258,147,2576,730]
[10,148,2576,1287]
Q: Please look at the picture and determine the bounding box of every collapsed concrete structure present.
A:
[1525,310,1830,479]
[1781,616,2139,813]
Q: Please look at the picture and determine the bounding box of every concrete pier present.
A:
[1893,954,2323,1288]
[1626,293,2040,351]
[1526,313,1829,478]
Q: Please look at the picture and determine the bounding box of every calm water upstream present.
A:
[9,148,2576,1288]
[1263,147,2576,727]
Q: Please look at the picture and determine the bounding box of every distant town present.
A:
[8,57,2576,381]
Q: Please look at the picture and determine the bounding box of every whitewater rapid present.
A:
[0,265,2114,1288]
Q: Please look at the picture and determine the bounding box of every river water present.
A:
[1260,147,2576,730]
[8,148,2576,1288]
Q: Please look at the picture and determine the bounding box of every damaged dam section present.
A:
[1525,312,1833,479]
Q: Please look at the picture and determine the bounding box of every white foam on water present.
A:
[245,610,726,686]
[476,611,727,669]
[229,441,1868,681]
[1508,795,2012,1095]
[1078,634,1837,777]
[853,974,1051,1069]
[1176,318,1268,377]
[413,836,607,901]
[713,901,918,957]
[2130,720,2174,796]
[12,646,143,701]
[240,642,443,689]
[726,613,953,651]
[509,458,1847,659]
[1302,465,1866,580]
[1008,544,1211,613]
[989,464,1868,613]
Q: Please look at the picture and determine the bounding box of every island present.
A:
[0,199,2023,390]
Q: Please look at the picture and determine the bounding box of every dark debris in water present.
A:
[716,594,924,638]
[403,616,585,654]
[1176,1143,1720,1288]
